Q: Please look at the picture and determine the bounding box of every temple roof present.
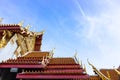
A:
[100,69,120,80]
[0,50,89,79]
[0,52,47,68]
[16,57,89,79]
[0,22,89,80]
[0,23,43,37]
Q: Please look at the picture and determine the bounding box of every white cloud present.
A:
[74,0,120,74]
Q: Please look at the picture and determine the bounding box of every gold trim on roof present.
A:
[114,67,120,75]
[88,59,110,80]
[107,71,111,79]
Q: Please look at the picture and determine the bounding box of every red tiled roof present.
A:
[49,58,76,64]
[45,64,81,69]
[0,24,20,32]
[16,73,89,79]
[41,69,84,75]
[16,57,89,79]
[100,69,119,80]
[0,64,44,68]
[24,51,49,57]
[0,51,50,68]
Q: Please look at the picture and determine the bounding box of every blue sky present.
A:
[0,0,120,74]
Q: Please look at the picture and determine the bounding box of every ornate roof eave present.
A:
[0,22,44,37]
[0,64,44,68]
[34,30,44,36]
[0,24,21,32]
[0,24,19,27]
[20,26,44,37]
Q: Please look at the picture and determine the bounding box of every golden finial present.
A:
[25,24,31,30]
[51,48,55,53]
[0,18,3,23]
[74,50,78,58]
[18,20,24,26]
[78,58,82,67]
[51,48,55,57]
[84,64,87,73]
[81,60,83,68]
[41,30,45,34]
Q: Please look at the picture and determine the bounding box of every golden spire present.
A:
[18,20,24,26]
[87,59,110,80]
[50,48,55,58]
[0,18,3,23]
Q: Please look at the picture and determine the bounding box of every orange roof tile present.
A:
[23,51,50,58]
[100,69,119,80]
[89,75,101,80]
[49,57,76,64]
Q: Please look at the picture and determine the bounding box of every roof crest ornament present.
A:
[0,18,3,24]
[25,24,31,30]
[18,20,24,27]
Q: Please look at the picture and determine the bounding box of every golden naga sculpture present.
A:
[87,59,110,80]
[0,30,13,48]
[0,31,7,48]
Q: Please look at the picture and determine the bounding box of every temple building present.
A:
[0,20,119,80]
[0,21,89,80]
